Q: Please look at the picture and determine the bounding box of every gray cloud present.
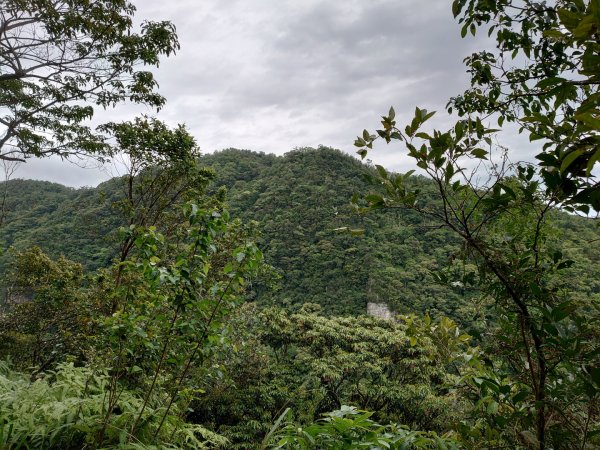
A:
[16,0,495,186]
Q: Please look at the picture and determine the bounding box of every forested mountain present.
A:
[3,0,600,446]
[202,148,478,319]
[1,148,598,327]
[0,179,121,269]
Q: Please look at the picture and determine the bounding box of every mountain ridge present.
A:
[1,147,597,326]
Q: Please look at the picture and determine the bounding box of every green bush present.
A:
[0,361,227,449]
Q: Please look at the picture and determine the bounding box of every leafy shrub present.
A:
[0,361,227,449]
[267,405,459,449]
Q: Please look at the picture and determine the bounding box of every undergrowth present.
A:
[0,361,227,449]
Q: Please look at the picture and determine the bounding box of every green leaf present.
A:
[536,77,565,89]
[551,301,576,322]
[444,162,455,183]
[486,401,498,414]
[558,8,581,31]
[560,150,583,174]
[542,29,566,41]
[591,0,600,29]
[455,121,465,140]
[586,148,600,176]
[572,15,595,40]
[574,112,600,129]
[452,0,460,17]
[375,165,388,179]
[423,110,436,121]
[470,148,488,159]
[512,390,529,404]
[556,260,574,270]
[388,106,395,120]
[461,23,468,38]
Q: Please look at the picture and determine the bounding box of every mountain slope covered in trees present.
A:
[1,147,598,325]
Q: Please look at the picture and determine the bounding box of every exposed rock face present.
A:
[366,302,393,321]
[2,287,32,307]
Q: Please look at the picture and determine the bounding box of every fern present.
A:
[0,361,226,449]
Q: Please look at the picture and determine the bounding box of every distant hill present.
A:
[200,148,476,318]
[1,147,598,326]
[0,179,121,270]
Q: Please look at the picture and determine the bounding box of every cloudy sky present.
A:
[18,0,496,187]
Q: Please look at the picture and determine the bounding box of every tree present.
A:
[450,0,600,213]
[0,0,178,163]
[0,247,86,373]
[0,201,266,447]
[93,198,264,444]
[99,117,213,294]
[354,1,600,448]
[190,303,466,448]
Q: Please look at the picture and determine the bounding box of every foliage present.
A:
[0,2,284,448]
[0,147,598,334]
[1,2,600,448]
[93,198,264,444]
[353,1,600,448]
[0,119,214,275]
[267,405,460,450]
[0,361,227,449]
[102,118,215,291]
[0,247,88,372]
[451,0,600,213]
[2,148,598,327]
[0,178,121,270]
[190,303,468,448]
[0,184,266,447]
[0,0,178,162]
[0,202,264,447]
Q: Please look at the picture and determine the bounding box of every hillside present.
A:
[1,148,598,324]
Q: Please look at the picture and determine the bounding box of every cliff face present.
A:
[367,302,393,321]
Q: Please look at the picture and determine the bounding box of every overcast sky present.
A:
[17,0,496,187]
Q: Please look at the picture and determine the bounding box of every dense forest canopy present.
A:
[0,0,599,449]
[1,147,598,325]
